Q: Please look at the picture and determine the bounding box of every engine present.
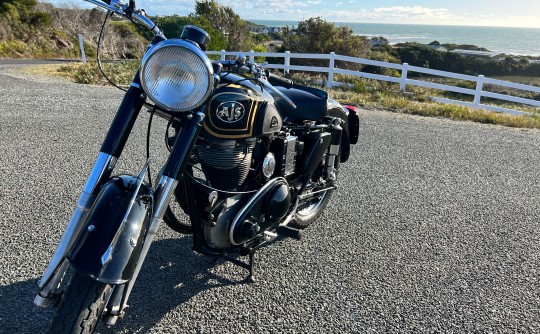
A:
[197,80,304,249]
[197,138,255,191]
[198,80,283,191]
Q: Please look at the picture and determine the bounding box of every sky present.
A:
[46,0,540,28]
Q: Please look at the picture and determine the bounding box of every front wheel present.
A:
[47,272,112,334]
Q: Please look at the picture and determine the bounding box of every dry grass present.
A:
[16,65,540,130]
[330,88,540,129]
[17,63,75,78]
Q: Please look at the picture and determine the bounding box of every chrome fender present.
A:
[67,175,153,284]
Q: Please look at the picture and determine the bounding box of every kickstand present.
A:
[248,251,256,283]
[218,249,258,283]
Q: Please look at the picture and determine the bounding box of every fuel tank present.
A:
[202,73,282,139]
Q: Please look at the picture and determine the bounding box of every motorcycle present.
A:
[34,0,360,333]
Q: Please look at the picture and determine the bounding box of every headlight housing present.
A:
[140,39,213,113]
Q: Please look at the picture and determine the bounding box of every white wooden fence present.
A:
[206,50,540,116]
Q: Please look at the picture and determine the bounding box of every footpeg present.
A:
[277,225,303,240]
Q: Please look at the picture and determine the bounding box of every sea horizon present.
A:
[249,20,540,57]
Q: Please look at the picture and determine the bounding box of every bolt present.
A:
[88,225,95,232]
[129,237,137,247]
[187,113,193,120]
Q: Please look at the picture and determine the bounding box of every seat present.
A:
[275,85,328,121]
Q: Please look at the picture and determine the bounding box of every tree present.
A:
[0,0,50,31]
[280,17,370,69]
[193,0,252,51]
[155,14,226,51]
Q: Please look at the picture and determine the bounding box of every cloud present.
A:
[221,0,310,18]
[308,6,460,24]
[372,6,452,18]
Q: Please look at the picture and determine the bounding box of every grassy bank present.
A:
[17,62,540,130]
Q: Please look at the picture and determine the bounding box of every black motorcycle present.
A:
[34,1,359,333]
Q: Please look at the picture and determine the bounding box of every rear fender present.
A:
[327,100,355,163]
[343,105,360,145]
[67,175,153,284]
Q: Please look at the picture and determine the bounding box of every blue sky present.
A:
[46,0,540,28]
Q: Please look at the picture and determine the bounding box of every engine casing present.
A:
[197,138,255,191]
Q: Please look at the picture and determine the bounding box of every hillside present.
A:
[0,0,146,59]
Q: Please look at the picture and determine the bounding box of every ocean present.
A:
[250,20,540,57]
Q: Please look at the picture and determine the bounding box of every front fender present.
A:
[67,175,153,284]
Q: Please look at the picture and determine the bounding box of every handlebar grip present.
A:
[268,73,294,89]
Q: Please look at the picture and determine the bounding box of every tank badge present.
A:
[271,116,279,128]
[216,101,245,123]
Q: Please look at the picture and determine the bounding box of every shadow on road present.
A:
[0,237,251,334]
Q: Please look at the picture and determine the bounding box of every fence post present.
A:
[474,75,485,107]
[78,33,86,64]
[327,52,335,88]
[400,63,408,91]
[249,50,255,62]
[220,50,226,61]
[284,51,291,75]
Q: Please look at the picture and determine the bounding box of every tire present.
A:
[291,107,348,229]
[47,273,112,334]
[163,200,192,234]
[156,167,192,235]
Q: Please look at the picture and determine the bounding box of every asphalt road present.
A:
[1,66,539,333]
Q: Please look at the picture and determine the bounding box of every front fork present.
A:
[103,111,205,324]
[34,74,205,313]
[34,153,117,306]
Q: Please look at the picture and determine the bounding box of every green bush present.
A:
[73,64,98,84]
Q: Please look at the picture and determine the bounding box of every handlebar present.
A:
[83,0,164,38]
[216,59,296,109]
[83,1,294,109]
[261,79,297,110]
[267,72,293,89]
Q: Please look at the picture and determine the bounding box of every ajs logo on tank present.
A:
[216,101,245,123]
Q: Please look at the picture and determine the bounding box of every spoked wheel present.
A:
[291,106,348,229]
[47,272,112,334]
[157,167,192,234]
[292,185,335,229]
[163,185,192,234]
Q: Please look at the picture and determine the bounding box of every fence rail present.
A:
[206,50,540,116]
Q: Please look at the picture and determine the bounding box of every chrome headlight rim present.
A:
[140,39,214,113]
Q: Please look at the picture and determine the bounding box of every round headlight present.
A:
[140,39,213,113]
